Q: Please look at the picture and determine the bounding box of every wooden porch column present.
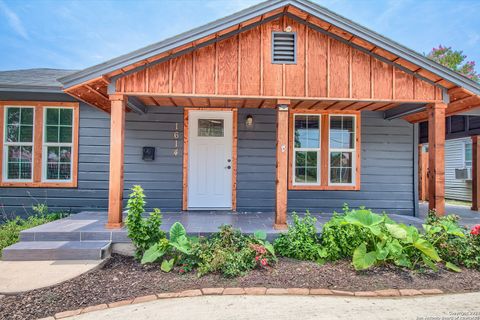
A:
[427,103,447,216]
[106,94,126,229]
[471,136,480,211]
[274,101,289,229]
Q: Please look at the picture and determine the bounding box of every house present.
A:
[419,115,480,206]
[1,0,480,233]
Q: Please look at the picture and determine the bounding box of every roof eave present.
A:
[0,84,64,94]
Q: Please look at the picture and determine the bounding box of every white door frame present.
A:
[183,108,237,211]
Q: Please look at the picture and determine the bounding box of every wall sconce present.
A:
[245,114,254,128]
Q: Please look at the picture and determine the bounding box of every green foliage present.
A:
[161,258,175,272]
[273,211,323,261]
[427,45,479,82]
[424,211,480,271]
[320,207,444,271]
[125,185,165,260]
[0,206,66,257]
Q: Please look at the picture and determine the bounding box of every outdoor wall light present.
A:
[245,114,254,128]
[142,146,155,161]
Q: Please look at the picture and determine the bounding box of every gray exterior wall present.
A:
[288,111,415,215]
[0,98,416,217]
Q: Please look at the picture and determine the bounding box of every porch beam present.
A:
[427,102,446,216]
[127,96,147,114]
[472,136,480,211]
[274,102,289,229]
[106,94,126,228]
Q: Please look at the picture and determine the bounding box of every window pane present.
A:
[19,125,33,142]
[59,164,71,180]
[294,115,319,148]
[465,143,472,167]
[6,108,20,125]
[47,163,59,180]
[47,147,59,162]
[8,146,20,162]
[20,163,32,179]
[341,168,352,183]
[306,167,317,183]
[46,126,59,143]
[46,108,59,125]
[295,167,306,183]
[7,163,20,179]
[330,152,341,167]
[20,146,32,162]
[59,126,72,143]
[6,124,19,142]
[21,108,33,125]
[330,168,341,184]
[306,151,317,166]
[60,109,73,126]
[330,116,355,149]
[198,119,224,137]
[295,151,305,167]
[59,147,71,162]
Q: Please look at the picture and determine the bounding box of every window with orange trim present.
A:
[288,111,361,191]
[0,101,79,188]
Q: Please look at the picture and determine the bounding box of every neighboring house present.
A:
[1,0,480,229]
[419,115,480,203]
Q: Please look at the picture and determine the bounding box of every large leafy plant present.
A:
[322,208,446,271]
[125,185,165,260]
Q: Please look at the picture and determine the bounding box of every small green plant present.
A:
[274,211,323,261]
[125,185,165,260]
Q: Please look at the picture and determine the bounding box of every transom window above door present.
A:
[0,101,79,187]
[290,112,360,191]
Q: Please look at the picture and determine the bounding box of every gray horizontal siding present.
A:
[445,137,472,201]
[1,101,415,218]
[288,111,415,216]
[0,97,110,218]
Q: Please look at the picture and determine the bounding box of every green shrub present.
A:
[0,206,66,257]
[125,185,165,260]
[425,211,480,270]
[274,211,323,261]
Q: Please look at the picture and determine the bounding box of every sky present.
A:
[0,0,479,72]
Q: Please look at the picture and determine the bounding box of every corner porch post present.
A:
[274,100,290,229]
[471,136,480,211]
[427,103,446,216]
[106,94,126,228]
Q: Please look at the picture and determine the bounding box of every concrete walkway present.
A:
[0,260,103,294]
[70,293,480,320]
[419,202,480,227]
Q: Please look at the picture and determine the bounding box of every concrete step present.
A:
[1,241,111,261]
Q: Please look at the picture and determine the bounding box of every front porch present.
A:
[18,210,425,244]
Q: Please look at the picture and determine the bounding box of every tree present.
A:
[427,45,479,82]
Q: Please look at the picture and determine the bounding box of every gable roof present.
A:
[0,68,76,93]
[59,0,480,96]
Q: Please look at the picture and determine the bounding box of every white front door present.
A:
[188,110,233,209]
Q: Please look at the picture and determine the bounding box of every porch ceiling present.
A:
[133,94,404,111]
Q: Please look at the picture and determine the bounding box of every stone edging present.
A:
[46,287,444,319]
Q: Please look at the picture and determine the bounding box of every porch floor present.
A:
[19,210,426,244]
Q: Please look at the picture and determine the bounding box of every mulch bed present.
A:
[1,254,480,320]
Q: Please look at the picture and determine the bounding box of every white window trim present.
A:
[41,107,74,183]
[328,114,356,187]
[292,114,321,186]
[2,106,35,182]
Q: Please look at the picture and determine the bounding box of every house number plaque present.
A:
[173,122,179,157]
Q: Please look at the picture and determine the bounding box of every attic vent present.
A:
[272,32,296,64]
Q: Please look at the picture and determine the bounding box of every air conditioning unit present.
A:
[455,167,472,180]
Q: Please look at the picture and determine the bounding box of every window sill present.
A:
[289,184,360,191]
[0,181,77,188]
